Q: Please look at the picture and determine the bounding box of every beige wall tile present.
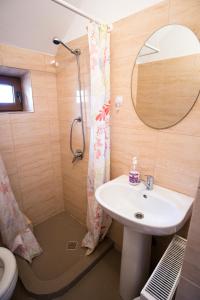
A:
[31,70,57,89]
[0,44,64,224]
[0,44,56,73]
[0,113,10,124]
[55,0,200,255]
[0,150,18,175]
[154,133,200,196]
[49,119,61,142]
[9,111,46,123]
[0,44,45,71]
[111,125,158,178]
[0,122,14,151]
[11,120,50,148]
[9,173,23,209]
[44,54,57,73]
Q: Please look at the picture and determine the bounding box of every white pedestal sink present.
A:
[95,175,193,300]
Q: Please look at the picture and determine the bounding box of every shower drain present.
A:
[134,212,144,219]
[66,241,79,250]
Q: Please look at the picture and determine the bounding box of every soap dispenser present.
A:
[129,157,140,185]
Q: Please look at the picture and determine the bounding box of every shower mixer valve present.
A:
[72,150,83,163]
[75,116,82,122]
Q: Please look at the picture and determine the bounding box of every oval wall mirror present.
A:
[131,24,200,129]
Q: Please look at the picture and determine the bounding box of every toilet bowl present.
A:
[0,247,18,300]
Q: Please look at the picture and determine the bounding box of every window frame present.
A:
[0,75,23,112]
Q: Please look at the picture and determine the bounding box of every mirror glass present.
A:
[131,24,200,129]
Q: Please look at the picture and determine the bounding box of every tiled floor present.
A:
[12,248,122,300]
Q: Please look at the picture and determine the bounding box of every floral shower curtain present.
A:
[82,23,112,255]
[0,154,42,262]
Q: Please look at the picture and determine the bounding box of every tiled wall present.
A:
[0,0,199,253]
[56,36,90,225]
[0,1,198,296]
[176,182,200,299]
[110,0,200,246]
[0,44,64,225]
[56,0,200,248]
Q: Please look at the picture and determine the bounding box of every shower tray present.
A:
[16,211,113,298]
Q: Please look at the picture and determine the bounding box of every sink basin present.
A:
[96,175,193,236]
[95,175,194,300]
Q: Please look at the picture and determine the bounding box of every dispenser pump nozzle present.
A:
[132,156,137,171]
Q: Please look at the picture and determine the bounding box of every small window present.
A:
[0,76,23,112]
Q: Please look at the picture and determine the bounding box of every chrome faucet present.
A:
[144,175,154,190]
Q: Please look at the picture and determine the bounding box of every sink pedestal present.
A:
[120,227,152,300]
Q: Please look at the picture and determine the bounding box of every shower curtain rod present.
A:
[51,0,106,25]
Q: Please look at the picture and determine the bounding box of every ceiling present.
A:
[0,0,163,54]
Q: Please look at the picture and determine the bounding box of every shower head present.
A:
[52,37,81,55]
[53,37,61,45]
